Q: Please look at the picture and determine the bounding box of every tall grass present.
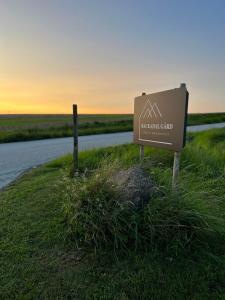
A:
[61,128,225,254]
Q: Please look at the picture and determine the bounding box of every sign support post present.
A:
[73,104,78,175]
[172,83,186,190]
[140,145,144,161]
[139,92,146,162]
[172,151,180,190]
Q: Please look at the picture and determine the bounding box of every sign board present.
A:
[133,86,189,151]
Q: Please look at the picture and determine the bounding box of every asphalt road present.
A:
[0,122,225,189]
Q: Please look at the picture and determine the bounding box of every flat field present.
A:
[0,114,133,143]
[0,128,225,299]
[0,112,225,143]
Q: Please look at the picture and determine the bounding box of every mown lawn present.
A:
[0,128,225,299]
[0,112,224,143]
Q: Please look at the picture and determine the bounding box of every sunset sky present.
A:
[1,0,225,114]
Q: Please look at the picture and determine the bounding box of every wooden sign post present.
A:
[140,145,144,162]
[140,92,146,162]
[73,104,78,175]
[172,151,180,190]
[172,83,187,190]
[133,84,189,190]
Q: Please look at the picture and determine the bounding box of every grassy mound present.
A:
[61,130,225,254]
[62,160,140,250]
[0,128,225,299]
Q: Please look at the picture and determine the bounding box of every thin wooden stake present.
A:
[171,83,186,188]
[172,151,180,190]
[73,104,78,175]
[140,145,144,162]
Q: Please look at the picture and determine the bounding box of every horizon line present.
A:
[0,111,225,116]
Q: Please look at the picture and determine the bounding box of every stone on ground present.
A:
[110,165,154,209]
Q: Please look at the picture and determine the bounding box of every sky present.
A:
[0,0,225,114]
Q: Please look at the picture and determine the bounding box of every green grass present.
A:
[0,112,225,143]
[188,112,225,126]
[0,114,133,143]
[0,128,225,299]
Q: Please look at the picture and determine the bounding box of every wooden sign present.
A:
[133,86,189,152]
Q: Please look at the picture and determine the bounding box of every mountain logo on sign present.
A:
[138,99,164,141]
[141,100,162,119]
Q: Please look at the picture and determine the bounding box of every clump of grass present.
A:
[62,160,140,251]
[142,189,225,253]
[193,128,225,148]
[182,128,225,178]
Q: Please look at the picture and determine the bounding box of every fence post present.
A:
[73,104,78,175]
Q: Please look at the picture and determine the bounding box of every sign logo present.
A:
[138,99,173,144]
[141,100,162,119]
